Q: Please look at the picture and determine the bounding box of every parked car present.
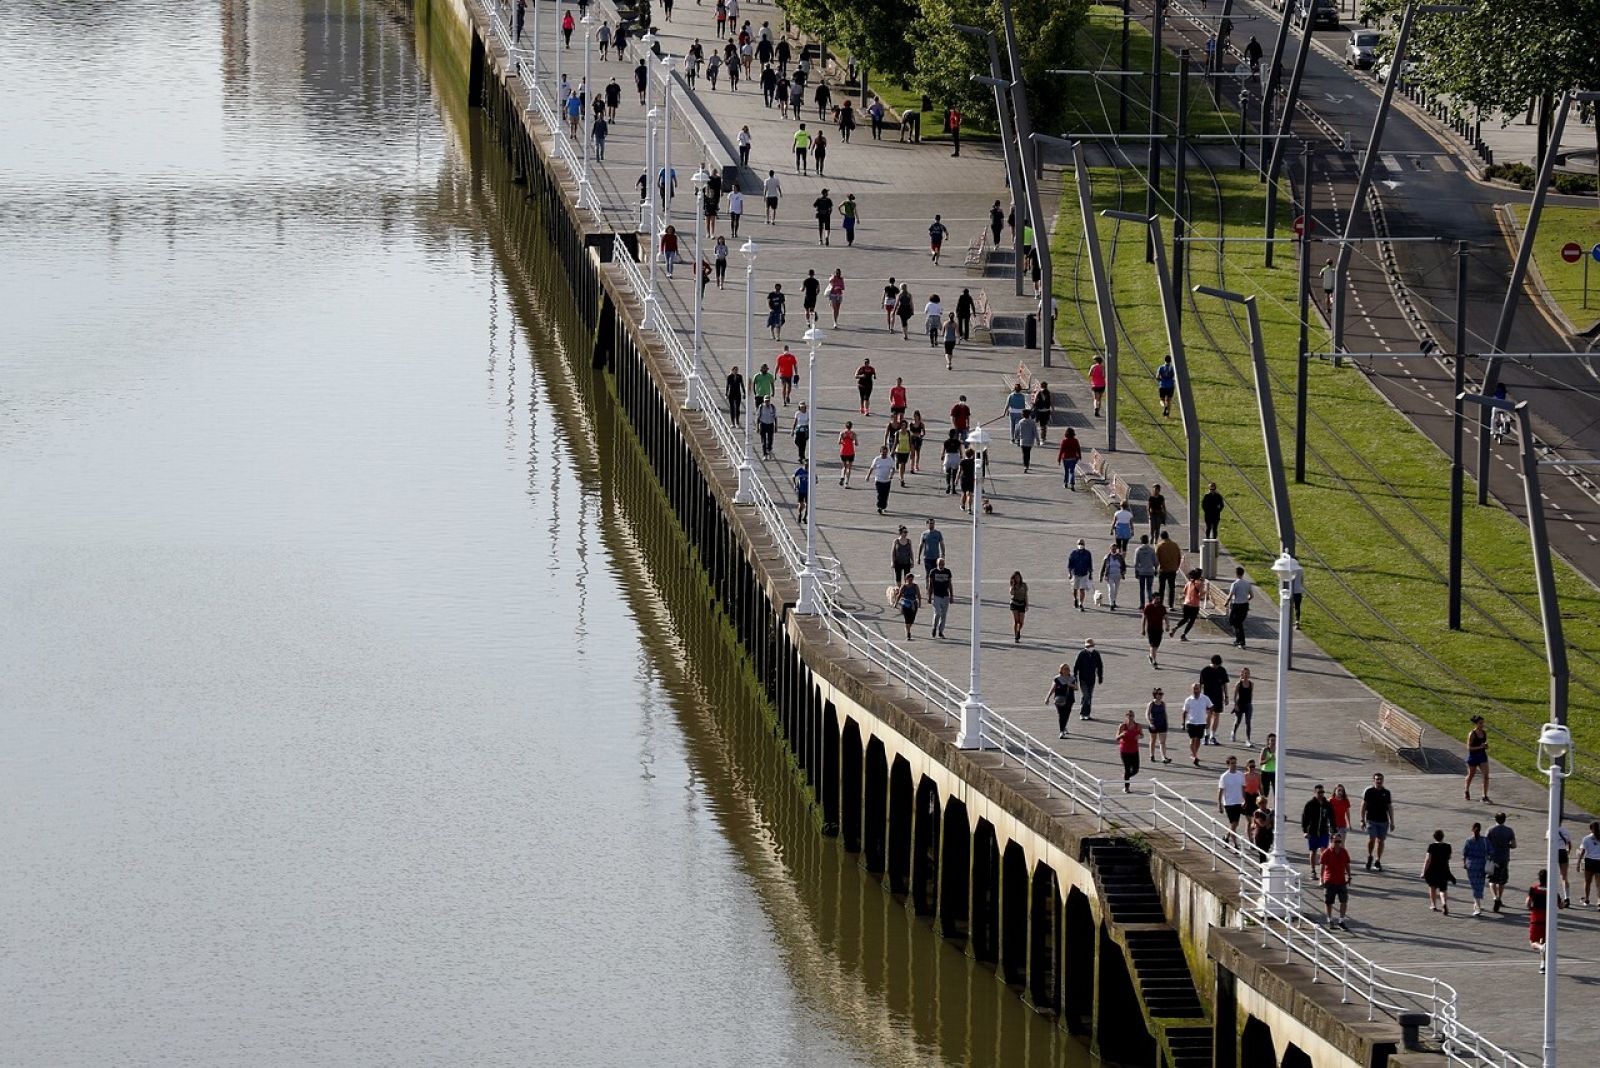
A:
[1292,0,1340,28]
[1345,29,1380,68]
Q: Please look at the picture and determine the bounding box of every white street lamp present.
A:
[955,424,991,749]
[796,325,825,614]
[659,51,675,236]
[642,102,661,330]
[579,14,593,201]
[1261,551,1303,916]
[685,166,710,409]
[553,5,563,141]
[1537,721,1573,1068]
[732,239,759,505]
[637,31,658,241]
[530,0,540,81]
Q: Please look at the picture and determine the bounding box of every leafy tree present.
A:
[911,0,1089,128]
[1363,0,1600,168]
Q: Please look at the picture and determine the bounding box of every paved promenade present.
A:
[488,3,1595,1058]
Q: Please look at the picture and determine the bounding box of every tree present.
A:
[911,0,1089,128]
[1363,0,1600,169]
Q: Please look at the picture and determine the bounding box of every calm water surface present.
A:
[0,3,1088,1065]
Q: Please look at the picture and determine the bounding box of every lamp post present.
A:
[1537,722,1572,1068]
[953,23,1026,297]
[956,424,992,749]
[554,4,563,139]
[530,0,540,82]
[684,166,709,409]
[579,13,593,201]
[642,98,660,330]
[659,52,675,236]
[796,326,825,614]
[733,239,758,504]
[1263,551,1303,915]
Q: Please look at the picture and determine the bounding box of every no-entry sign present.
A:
[1561,241,1583,263]
[1293,215,1306,237]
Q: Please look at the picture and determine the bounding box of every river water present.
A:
[0,3,1087,1064]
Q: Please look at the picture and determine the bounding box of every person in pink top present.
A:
[1089,355,1107,417]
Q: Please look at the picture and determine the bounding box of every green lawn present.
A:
[1510,204,1600,331]
[1054,167,1600,814]
[874,81,999,142]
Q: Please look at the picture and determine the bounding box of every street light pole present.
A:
[954,24,1026,297]
[1265,551,1302,914]
[685,167,709,409]
[797,326,825,614]
[1448,241,1469,629]
[660,52,675,236]
[1537,722,1573,1068]
[956,424,992,749]
[638,33,659,329]
[733,239,759,504]
[1072,141,1118,452]
[579,14,593,201]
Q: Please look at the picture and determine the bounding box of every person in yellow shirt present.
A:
[792,123,812,174]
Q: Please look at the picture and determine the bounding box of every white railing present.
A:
[1150,781,1283,883]
[980,715,1108,824]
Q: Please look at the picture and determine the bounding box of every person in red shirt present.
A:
[1116,710,1143,793]
[1139,595,1167,668]
[889,377,908,416]
[1528,869,1564,972]
[775,345,798,406]
[1057,427,1083,490]
[1320,833,1352,930]
[950,394,971,438]
[1088,355,1107,417]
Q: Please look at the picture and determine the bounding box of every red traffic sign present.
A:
[1293,215,1306,237]
[1561,241,1583,263]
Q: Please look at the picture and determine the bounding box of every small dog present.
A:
[1092,590,1105,608]
[982,500,993,515]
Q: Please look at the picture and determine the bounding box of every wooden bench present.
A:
[971,289,991,335]
[1204,579,1232,615]
[964,229,988,272]
[1357,701,1430,769]
[1086,449,1109,484]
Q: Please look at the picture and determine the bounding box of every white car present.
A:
[1345,30,1380,68]
[1376,57,1418,83]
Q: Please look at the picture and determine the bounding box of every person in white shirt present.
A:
[728,188,745,237]
[923,297,943,347]
[1217,756,1248,843]
[867,446,897,515]
[1580,821,1600,907]
[1182,682,1212,767]
[1553,824,1574,907]
[1226,566,1253,648]
[762,169,783,224]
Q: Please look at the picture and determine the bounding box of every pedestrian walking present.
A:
[1464,714,1491,802]
[1201,482,1225,540]
[1145,687,1171,762]
[766,283,787,339]
[1117,711,1144,793]
[942,430,962,495]
[1487,812,1517,911]
[1301,785,1335,871]
[915,518,945,581]
[562,8,574,48]
[1578,820,1600,907]
[1243,759,1262,816]
[1320,258,1336,312]
[1099,545,1125,609]
[605,77,621,120]
[1156,530,1183,607]
[1141,596,1168,669]
[1111,501,1134,552]
[1218,756,1248,844]
[928,557,953,638]
[1089,354,1107,416]
[792,461,809,523]
[801,268,822,322]
[713,236,729,288]
[1424,830,1458,915]
[1226,566,1253,647]
[886,377,908,418]
[867,95,885,139]
[826,269,845,326]
[793,402,810,463]
[869,446,896,514]
[1134,535,1158,607]
[814,80,831,120]
[942,313,959,369]
[928,214,949,264]
[1007,572,1029,642]
[812,131,828,176]
[1321,832,1353,929]
[1067,538,1094,611]
[891,420,912,485]
[1156,355,1176,417]
[1005,382,1027,442]
[1074,639,1104,716]
[839,193,859,247]
[1199,654,1228,746]
[837,422,858,486]
[760,63,777,106]
[762,169,782,223]
[1528,869,1562,972]
[956,288,975,340]
[1359,772,1394,872]
[881,277,900,331]
[989,199,1005,246]
[1260,734,1278,801]
[923,294,943,347]
[726,366,745,424]
[1015,414,1037,471]
[1031,382,1052,443]
[756,397,777,457]
[854,358,876,414]
[1463,822,1490,915]
[1056,427,1082,489]
[726,189,744,237]
[890,526,915,585]
[1146,483,1167,541]
[592,115,609,159]
[958,447,977,513]
[1182,682,1211,766]
[596,19,611,56]
[634,58,649,105]
[909,412,926,473]
[659,224,680,276]
[752,361,775,408]
[776,36,791,76]
[896,574,922,639]
[1231,667,1255,746]
[514,0,526,41]
[1173,568,1204,641]
[792,123,811,173]
[1047,664,1078,738]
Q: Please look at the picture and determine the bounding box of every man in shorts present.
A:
[1359,772,1395,872]
[1217,755,1247,845]
[1140,597,1167,669]
[775,345,797,405]
[1156,355,1176,416]
[928,213,949,264]
[1067,538,1094,612]
[1580,821,1600,907]
[800,269,822,324]
[1301,783,1335,871]
[812,188,833,246]
[1320,832,1352,930]
[1181,682,1211,767]
[762,169,782,224]
[1487,811,1517,912]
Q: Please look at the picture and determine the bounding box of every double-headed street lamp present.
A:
[684,166,709,410]
[732,239,758,505]
[955,424,992,750]
[796,326,825,614]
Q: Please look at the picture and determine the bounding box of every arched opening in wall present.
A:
[911,776,941,917]
[1281,1044,1312,1068]
[1241,1015,1276,1068]
[1096,925,1156,1065]
[886,756,914,896]
[1028,862,1060,1013]
[1063,887,1095,1035]
[1000,841,1029,987]
[863,737,888,873]
[939,799,971,942]
[821,701,840,834]
[971,820,1000,964]
[840,719,863,852]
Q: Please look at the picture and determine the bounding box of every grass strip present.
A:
[1509,204,1600,331]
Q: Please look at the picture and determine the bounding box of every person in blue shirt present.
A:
[792,465,809,523]
[1006,383,1028,442]
[1067,538,1095,612]
[1156,355,1176,417]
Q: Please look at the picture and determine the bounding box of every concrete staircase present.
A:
[1086,839,1212,1068]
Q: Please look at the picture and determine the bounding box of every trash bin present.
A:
[1025,313,1038,350]
[1201,538,1219,579]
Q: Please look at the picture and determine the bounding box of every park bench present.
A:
[965,229,988,272]
[1357,700,1430,769]
[971,289,991,337]
[1093,470,1134,509]
[1086,449,1109,485]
